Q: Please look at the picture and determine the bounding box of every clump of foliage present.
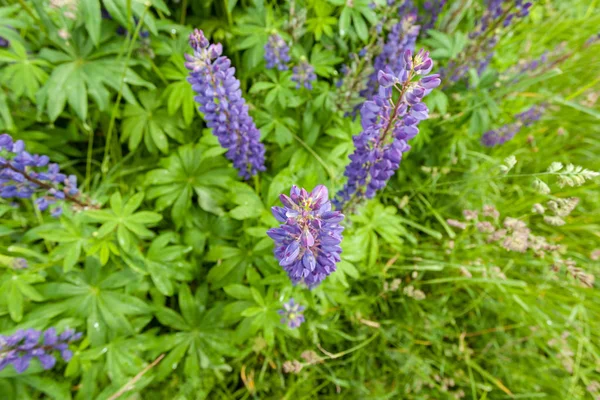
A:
[1,0,599,399]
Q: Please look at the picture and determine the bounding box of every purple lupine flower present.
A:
[0,328,82,373]
[278,299,306,328]
[291,60,317,90]
[0,36,9,48]
[267,185,344,288]
[185,29,266,180]
[264,34,290,71]
[481,104,545,147]
[421,0,447,33]
[0,133,84,215]
[442,1,534,83]
[361,12,420,102]
[334,50,441,211]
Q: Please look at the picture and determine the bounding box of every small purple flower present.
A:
[361,12,420,102]
[0,36,9,48]
[292,60,317,90]
[421,0,447,33]
[267,185,344,288]
[481,104,545,147]
[264,34,290,71]
[278,298,305,328]
[185,29,266,180]
[0,133,81,215]
[0,328,82,373]
[335,50,440,211]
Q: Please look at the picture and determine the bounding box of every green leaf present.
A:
[223,284,252,300]
[81,0,101,45]
[8,283,23,321]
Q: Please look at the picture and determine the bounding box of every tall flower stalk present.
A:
[442,1,533,84]
[185,29,266,180]
[0,133,92,216]
[334,50,441,212]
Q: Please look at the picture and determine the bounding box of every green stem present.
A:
[101,6,150,175]
[292,134,336,187]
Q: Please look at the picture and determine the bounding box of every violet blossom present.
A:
[267,185,344,288]
[334,50,441,211]
[278,299,305,328]
[185,29,266,180]
[0,133,84,216]
[0,328,82,373]
[264,34,290,71]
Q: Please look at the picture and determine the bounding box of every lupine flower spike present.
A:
[267,185,344,288]
[481,104,544,147]
[278,298,305,328]
[185,29,266,180]
[0,133,91,216]
[361,12,420,102]
[292,59,317,90]
[264,33,291,71]
[442,1,533,83]
[334,50,441,211]
[0,328,82,373]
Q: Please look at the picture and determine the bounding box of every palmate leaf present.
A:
[150,284,234,381]
[0,41,50,102]
[122,90,185,154]
[133,232,194,296]
[161,54,197,126]
[145,144,234,228]
[32,257,151,347]
[37,33,155,121]
[0,270,45,322]
[85,192,162,252]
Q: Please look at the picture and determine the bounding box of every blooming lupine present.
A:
[267,185,344,288]
[421,0,447,33]
[185,29,266,180]
[443,1,534,83]
[481,104,544,147]
[362,12,420,102]
[334,50,441,211]
[0,328,82,373]
[291,60,317,90]
[278,299,305,328]
[264,34,290,71]
[0,36,8,48]
[0,133,86,216]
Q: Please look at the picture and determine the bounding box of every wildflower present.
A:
[403,285,426,300]
[0,36,8,48]
[481,105,545,147]
[543,215,565,226]
[482,205,499,219]
[282,360,303,373]
[264,34,290,71]
[0,254,28,269]
[362,12,420,102]
[267,185,344,287]
[292,59,317,89]
[0,328,82,373]
[300,350,322,364]
[591,249,600,261]
[421,0,447,33]
[185,29,266,180]
[532,203,545,214]
[278,299,306,328]
[564,259,595,288]
[463,209,478,220]
[334,50,441,211]
[476,221,495,233]
[547,197,579,217]
[0,133,88,216]
[447,219,467,230]
[443,1,533,82]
